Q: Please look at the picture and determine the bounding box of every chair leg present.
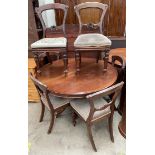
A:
[33,53,41,74]
[39,101,45,122]
[63,50,68,76]
[86,124,97,152]
[96,51,100,63]
[72,112,78,126]
[75,50,80,73]
[47,112,56,134]
[103,49,110,72]
[79,52,81,65]
[108,115,114,142]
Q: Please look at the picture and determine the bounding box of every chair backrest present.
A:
[86,81,124,122]
[111,55,126,82]
[111,55,126,69]
[74,2,108,34]
[35,3,69,38]
[29,73,54,110]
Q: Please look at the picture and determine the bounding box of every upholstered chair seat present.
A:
[70,82,124,152]
[30,73,70,134]
[41,94,70,110]
[31,37,67,48]
[70,97,111,121]
[74,33,111,48]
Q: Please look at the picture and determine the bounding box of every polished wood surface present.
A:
[37,58,118,98]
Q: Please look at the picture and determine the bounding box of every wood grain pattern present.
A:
[55,0,126,36]
[37,58,118,98]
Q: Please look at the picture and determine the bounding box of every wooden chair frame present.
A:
[30,73,70,134]
[110,55,126,115]
[74,2,108,34]
[72,82,124,151]
[74,2,110,73]
[111,55,126,82]
[31,3,69,75]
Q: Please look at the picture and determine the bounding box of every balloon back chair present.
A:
[31,3,69,75]
[30,73,70,134]
[70,82,124,151]
[74,2,111,73]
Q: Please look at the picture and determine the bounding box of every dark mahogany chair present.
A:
[74,2,111,72]
[110,55,126,114]
[31,3,69,75]
[70,82,124,151]
[111,55,126,82]
[30,73,70,134]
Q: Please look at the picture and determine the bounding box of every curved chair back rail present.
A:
[111,55,126,69]
[86,81,124,123]
[74,2,108,34]
[111,55,126,83]
[30,72,70,134]
[35,3,69,37]
[29,72,54,111]
[70,81,124,151]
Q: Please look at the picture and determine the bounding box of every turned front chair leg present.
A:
[79,52,81,65]
[75,50,80,73]
[63,50,68,75]
[96,51,100,63]
[34,53,41,74]
[103,49,110,72]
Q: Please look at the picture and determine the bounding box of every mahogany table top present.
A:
[37,58,118,98]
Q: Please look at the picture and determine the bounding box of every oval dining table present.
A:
[37,58,118,98]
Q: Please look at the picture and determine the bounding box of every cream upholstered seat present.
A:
[70,97,111,121]
[70,81,124,152]
[41,94,69,110]
[31,37,67,48]
[30,72,70,134]
[74,33,111,48]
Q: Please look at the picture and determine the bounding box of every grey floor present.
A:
[28,102,126,155]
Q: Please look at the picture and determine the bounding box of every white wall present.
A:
[38,0,56,27]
